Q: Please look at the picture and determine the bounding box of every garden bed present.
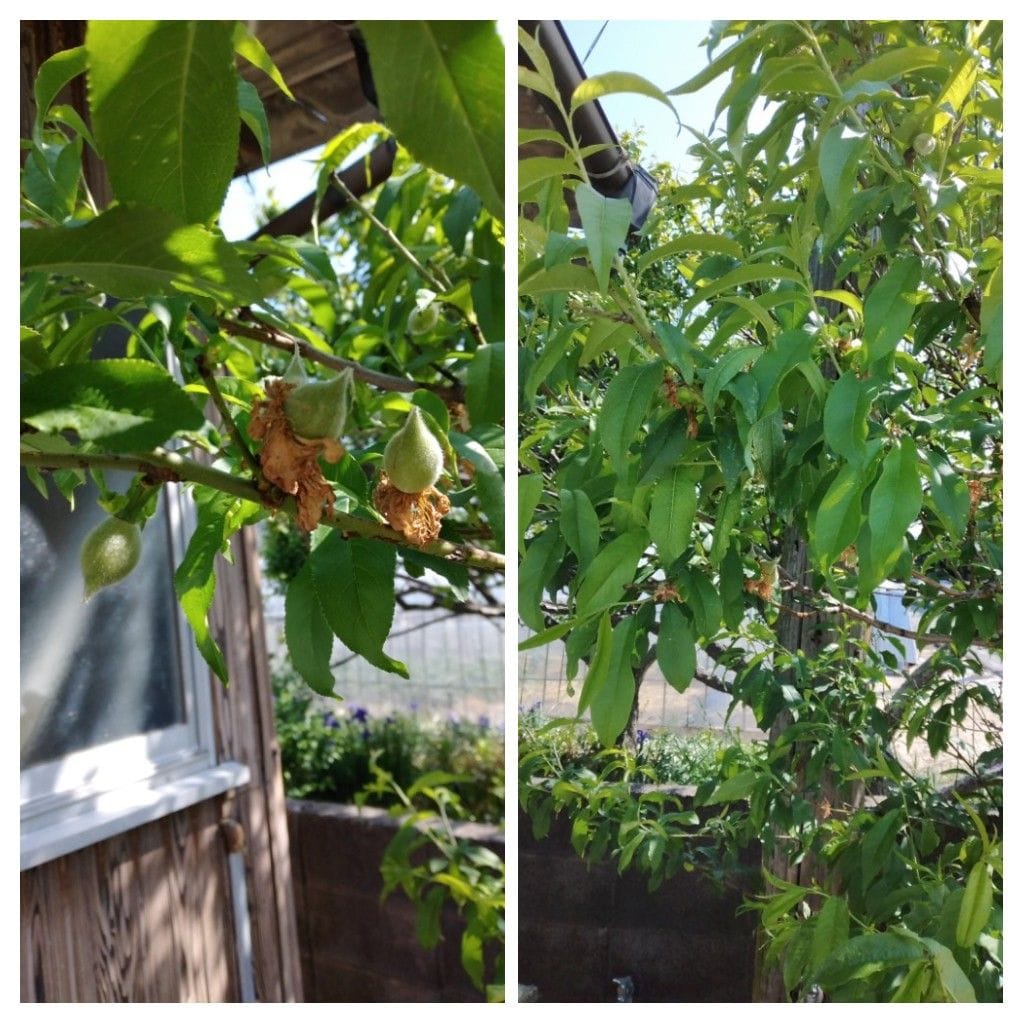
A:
[287,798,503,1002]
[519,803,759,1002]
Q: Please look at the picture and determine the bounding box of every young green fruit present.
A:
[913,132,937,156]
[284,367,354,441]
[283,345,310,385]
[80,516,142,599]
[382,406,445,493]
[407,301,441,336]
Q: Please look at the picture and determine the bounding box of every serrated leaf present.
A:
[596,361,663,477]
[814,933,923,989]
[233,21,294,99]
[637,232,742,273]
[863,256,922,364]
[310,534,407,677]
[33,45,88,136]
[590,616,638,748]
[868,437,922,578]
[819,124,867,224]
[87,21,237,224]
[812,464,867,569]
[519,262,599,297]
[519,525,565,632]
[173,487,237,683]
[237,77,271,167]
[649,467,698,565]
[702,345,761,415]
[22,358,203,450]
[518,474,544,559]
[575,182,632,294]
[360,21,503,221]
[577,611,613,714]
[657,603,696,694]
[924,450,970,536]
[285,558,336,696]
[21,204,258,304]
[823,372,873,465]
[956,862,993,948]
[570,71,677,119]
[466,342,504,426]
[574,530,647,618]
[861,807,903,889]
[559,489,600,568]
[811,897,850,972]
[705,769,758,804]
[843,45,948,86]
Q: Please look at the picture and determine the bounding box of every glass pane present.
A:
[20,472,187,769]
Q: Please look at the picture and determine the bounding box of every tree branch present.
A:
[20,448,504,573]
[218,314,463,403]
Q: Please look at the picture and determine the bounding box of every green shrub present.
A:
[273,668,504,824]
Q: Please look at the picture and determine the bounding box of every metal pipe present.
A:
[248,137,397,240]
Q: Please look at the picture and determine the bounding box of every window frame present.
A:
[20,479,248,871]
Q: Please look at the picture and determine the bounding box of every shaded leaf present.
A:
[657,602,696,694]
[285,558,336,696]
[575,182,632,294]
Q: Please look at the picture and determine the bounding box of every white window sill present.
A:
[20,761,250,871]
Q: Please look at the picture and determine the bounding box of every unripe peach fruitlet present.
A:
[913,133,937,156]
[407,302,441,336]
[382,406,444,493]
[80,516,142,599]
[283,367,354,441]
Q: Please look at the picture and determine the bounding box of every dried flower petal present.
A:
[373,473,450,545]
[248,379,336,531]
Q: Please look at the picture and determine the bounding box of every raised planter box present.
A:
[286,798,503,1002]
[519,805,760,1002]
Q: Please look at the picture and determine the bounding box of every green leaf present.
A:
[823,372,873,465]
[868,438,922,578]
[921,939,977,1002]
[519,526,565,632]
[559,489,600,568]
[518,475,544,559]
[574,182,632,295]
[861,807,903,889]
[237,77,272,168]
[657,603,696,694]
[87,21,238,224]
[596,362,663,478]
[22,358,203,450]
[458,436,505,547]
[668,26,771,94]
[685,263,803,310]
[590,616,638,748]
[571,71,677,119]
[519,263,599,297]
[814,933,923,988]
[310,534,407,677]
[705,769,758,804]
[923,450,970,537]
[285,559,336,696]
[811,898,850,973]
[577,611,613,714]
[518,155,583,194]
[956,862,993,948]
[33,45,88,135]
[21,204,258,304]
[843,45,949,86]
[812,464,867,570]
[637,233,743,273]
[709,487,742,566]
[574,530,647,618]
[173,487,236,683]
[360,21,503,221]
[685,570,722,640]
[466,342,504,426]
[649,466,698,565]
[703,345,761,415]
[819,124,867,224]
[863,256,922,364]
[415,886,445,950]
[232,21,294,99]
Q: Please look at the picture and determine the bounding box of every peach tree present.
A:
[518,20,1001,1002]
[21,20,505,693]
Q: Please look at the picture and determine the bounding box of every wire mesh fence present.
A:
[264,589,505,725]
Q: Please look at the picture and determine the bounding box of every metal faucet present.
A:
[612,975,635,1002]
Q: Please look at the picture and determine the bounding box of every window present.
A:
[20,472,247,870]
